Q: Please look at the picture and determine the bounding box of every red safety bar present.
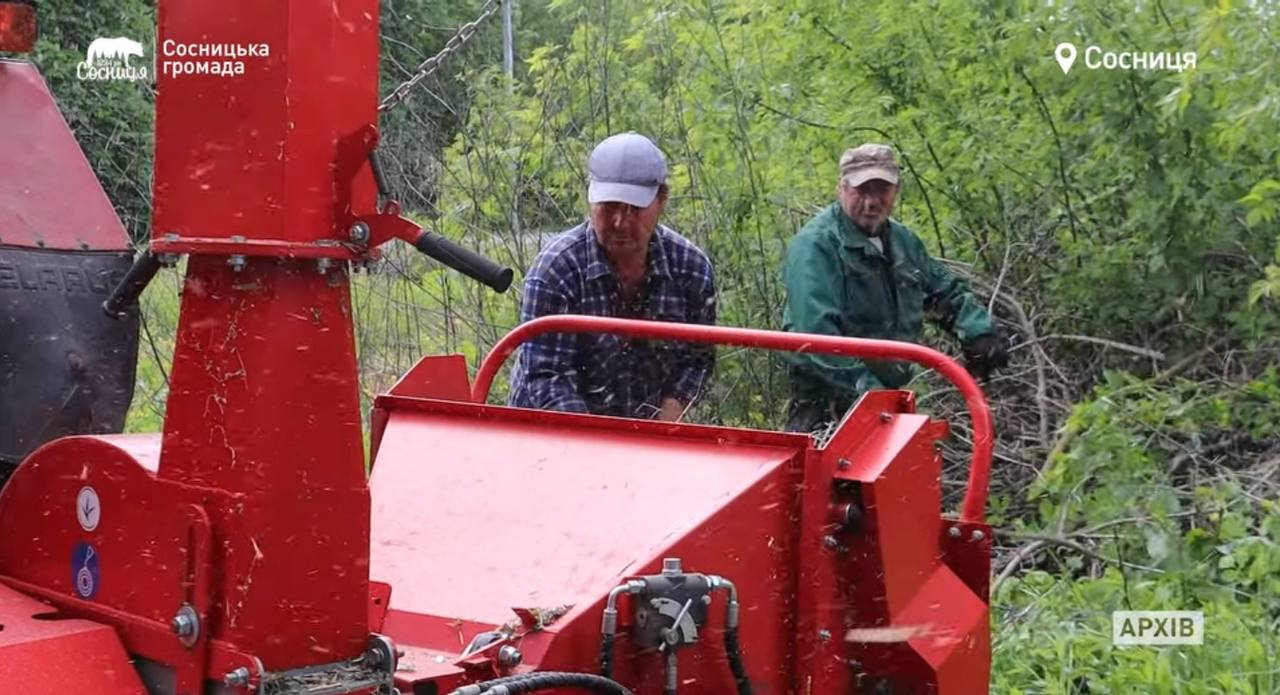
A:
[473,315,993,523]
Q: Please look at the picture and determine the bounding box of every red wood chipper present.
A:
[0,1,994,693]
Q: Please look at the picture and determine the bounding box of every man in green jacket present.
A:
[782,143,1007,432]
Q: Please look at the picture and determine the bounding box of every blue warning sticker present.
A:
[71,542,100,600]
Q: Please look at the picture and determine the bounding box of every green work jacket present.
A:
[782,203,993,408]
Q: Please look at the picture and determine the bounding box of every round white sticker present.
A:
[76,486,101,532]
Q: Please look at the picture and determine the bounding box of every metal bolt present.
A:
[817,629,832,642]
[948,526,962,539]
[971,529,986,542]
[879,411,892,423]
[822,535,840,549]
[662,627,681,646]
[848,658,863,671]
[348,221,371,244]
[227,255,246,272]
[164,232,179,241]
[836,458,851,470]
[158,253,180,267]
[662,558,683,576]
[497,645,523,668]
[171,613,196,637]
[229,235,246,243]
[170,604,200,647]
[223,667,250,688]
[316,257,333,274]
[701,594,713,606]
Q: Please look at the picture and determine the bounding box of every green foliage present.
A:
[429,0,1280,423]
[996,371,1280,692]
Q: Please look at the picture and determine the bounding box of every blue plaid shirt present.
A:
[508,222,717,418]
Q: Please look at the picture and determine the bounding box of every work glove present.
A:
[962,332,1009,381]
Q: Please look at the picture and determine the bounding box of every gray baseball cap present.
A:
[839,143,900,187]
[587,132,668,208]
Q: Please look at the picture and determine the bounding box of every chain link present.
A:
[378,0,503,113]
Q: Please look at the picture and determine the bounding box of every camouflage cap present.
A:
[838,143,900,187]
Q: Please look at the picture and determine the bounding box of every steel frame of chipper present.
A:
[0,1,995,693]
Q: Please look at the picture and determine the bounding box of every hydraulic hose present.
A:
[450,672,635,695]
[708,576,753,695]
[599,632,616,678]
[724,627,752,695]
[599,580,639,679]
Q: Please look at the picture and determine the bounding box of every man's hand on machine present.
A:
[962,331,1010,381]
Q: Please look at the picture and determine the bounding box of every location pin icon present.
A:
[1055,42,1077,74]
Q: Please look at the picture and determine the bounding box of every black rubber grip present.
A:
[101,250,162,319]
[413,232,513,293]
[368,149,391,198]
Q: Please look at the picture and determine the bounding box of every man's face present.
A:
[838,178,898,233]
[590,193,666,260]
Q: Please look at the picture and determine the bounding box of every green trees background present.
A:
[5,0,1277,691]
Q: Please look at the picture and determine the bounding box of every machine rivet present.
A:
[158,253,180,268]
[497,645,523,668]
[817,629,832,642]
[662,558,683,576]
[227,255,247,272]
[822,535,840,549]
[317,257,333,275]
[948,526,962,539]
[702,594,713,606]
[348,221,371,244]
[223,667,250,687]
[836,458,851,470]
[971,529,986,542]
[879,412,892,423]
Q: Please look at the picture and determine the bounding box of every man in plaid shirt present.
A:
[508,133,717,420]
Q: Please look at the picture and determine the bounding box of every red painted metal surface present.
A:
[0,3,37,53]
[370,381,991,692]
[152,0,379,254]
[474,314,994,523]
[0,583,146,692]
[145,0,382,668]
[155,255,371,668]
[370,396,808,693]
[389,354,473,401]
[0,60,131,251]
[2,0,384,682]
[0,434,264,690]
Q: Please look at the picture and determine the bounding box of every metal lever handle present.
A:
[368,149,391,199]
[101,250,162,319]
[412,231,513,293]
